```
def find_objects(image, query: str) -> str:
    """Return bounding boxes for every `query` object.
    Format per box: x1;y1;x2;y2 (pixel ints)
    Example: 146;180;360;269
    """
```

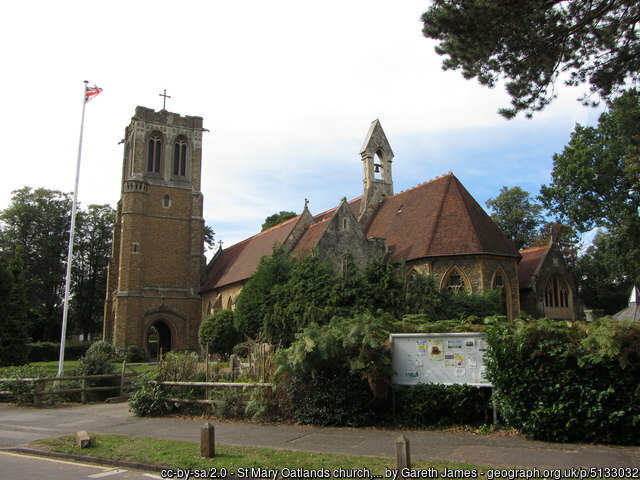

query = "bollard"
200;422;215;458
395;434;411;472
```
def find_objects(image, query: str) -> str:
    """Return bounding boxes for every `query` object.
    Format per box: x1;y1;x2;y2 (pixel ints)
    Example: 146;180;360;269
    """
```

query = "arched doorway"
147;320;172;358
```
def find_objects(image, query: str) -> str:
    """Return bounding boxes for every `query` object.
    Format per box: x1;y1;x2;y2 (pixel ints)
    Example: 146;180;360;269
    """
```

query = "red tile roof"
202;173;520;292
201;215;299;291
366;173;520;260
291;218;331;257
517;246;549;289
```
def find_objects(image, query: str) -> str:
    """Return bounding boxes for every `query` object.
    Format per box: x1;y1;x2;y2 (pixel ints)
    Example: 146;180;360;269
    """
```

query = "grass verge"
31;433;489;475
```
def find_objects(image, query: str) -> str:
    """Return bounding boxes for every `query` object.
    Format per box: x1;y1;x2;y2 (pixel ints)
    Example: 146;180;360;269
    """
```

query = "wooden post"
395;435;411;472
33;379;43;408
120;361;127;396
200;422;215;457
81;378;87;404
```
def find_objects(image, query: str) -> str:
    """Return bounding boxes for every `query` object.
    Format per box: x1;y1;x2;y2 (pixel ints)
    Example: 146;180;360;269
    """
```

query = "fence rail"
151;380;273;406
0;361;152;407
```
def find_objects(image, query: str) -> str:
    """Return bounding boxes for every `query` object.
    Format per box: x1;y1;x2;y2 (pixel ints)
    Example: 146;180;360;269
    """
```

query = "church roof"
366;173;520;261
291;218;331;257
612;286;640;322
517;245;549;289
202;173;519;292
201;215;299;291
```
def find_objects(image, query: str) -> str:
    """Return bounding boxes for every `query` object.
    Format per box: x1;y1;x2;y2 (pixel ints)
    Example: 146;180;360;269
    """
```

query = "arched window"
545;275;571;309
374;149;384;180
162;194;171;208
147;133;162;173
173;136;188;177
442;266;469;294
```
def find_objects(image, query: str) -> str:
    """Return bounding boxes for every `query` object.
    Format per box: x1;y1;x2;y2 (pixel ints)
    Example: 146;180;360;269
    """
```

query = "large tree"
0;187;72;341
541;90;640;310
70;204;115;338
486;186;544;250
540;90;640;233
0;188;115;341
261;211;297;231
422;0;640;118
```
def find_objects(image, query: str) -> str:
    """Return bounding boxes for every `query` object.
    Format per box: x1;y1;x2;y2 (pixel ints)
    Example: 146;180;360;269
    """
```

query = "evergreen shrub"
394;383;492;426
485;318;640;444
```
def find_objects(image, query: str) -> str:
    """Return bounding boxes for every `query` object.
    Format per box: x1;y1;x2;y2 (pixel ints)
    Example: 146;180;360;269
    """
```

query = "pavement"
0;402;639;470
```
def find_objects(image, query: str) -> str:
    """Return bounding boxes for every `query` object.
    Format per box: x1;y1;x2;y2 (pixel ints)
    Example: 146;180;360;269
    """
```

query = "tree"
70;204;115;337
199;310;242;357
486;186;543;250
422;0;640;118
574;228;640;313
261;211;297;231
541;91;640;310
262;253;337;346
234;246;293;338
0;252;30;366
0;187;71;341
540;90;640;233
531;222;581;266
203;224;215;252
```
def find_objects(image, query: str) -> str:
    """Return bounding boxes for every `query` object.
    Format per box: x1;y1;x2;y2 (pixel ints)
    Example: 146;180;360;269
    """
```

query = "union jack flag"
85;84;102;103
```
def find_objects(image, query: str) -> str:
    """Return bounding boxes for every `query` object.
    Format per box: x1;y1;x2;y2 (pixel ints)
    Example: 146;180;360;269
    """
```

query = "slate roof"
202;173;520;292
612;286;640;322
517;245;549;289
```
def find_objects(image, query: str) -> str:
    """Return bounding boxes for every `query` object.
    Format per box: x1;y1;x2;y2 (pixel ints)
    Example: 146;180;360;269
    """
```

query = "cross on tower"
159;89;171;110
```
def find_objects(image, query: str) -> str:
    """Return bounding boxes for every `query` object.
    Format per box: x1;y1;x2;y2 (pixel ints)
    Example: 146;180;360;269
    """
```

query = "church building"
104;107;578;354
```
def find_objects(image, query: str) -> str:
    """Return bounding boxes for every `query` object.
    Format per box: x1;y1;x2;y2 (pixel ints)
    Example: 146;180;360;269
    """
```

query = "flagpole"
57;80;89;377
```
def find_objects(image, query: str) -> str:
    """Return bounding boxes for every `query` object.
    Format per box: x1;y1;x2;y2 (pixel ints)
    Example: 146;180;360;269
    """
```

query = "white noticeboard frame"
390;332;492;387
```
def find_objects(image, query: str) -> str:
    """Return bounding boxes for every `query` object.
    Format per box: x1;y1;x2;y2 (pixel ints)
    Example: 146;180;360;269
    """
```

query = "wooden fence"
150;380;272;406
0;362;154;407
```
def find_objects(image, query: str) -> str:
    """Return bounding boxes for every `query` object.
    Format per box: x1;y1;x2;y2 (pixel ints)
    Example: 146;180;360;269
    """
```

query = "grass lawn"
31;433;491;475
0;361;156;377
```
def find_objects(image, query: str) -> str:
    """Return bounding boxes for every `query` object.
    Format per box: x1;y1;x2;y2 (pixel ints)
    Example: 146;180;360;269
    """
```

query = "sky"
1;0;604;251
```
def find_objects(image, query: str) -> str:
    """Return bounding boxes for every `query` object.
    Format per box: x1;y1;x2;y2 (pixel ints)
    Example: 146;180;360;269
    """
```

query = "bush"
116;345;147;363
74;341;118;401
128;371;171;417
286;369;384;427
485;317;640;444
199;311;242;357
394;383;492;427
27;342;92;362
84;340;117;360
1;365;50;405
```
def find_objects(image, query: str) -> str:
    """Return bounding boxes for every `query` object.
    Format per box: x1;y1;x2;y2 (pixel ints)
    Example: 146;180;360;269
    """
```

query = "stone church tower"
103;106;206;354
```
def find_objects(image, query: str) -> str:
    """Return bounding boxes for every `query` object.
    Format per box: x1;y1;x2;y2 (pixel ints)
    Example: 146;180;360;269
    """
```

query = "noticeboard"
390;333;491;387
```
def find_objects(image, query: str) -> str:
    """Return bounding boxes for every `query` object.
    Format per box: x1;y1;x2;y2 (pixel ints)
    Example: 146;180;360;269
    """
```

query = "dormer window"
147;133;162;173
173;136;188;177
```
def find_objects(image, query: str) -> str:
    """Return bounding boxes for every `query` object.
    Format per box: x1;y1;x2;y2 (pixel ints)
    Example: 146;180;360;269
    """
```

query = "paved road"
1;403;639;469
0;451;162;480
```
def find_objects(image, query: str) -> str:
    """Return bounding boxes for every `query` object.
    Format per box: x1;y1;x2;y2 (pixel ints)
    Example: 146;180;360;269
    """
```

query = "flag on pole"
85;84;102;103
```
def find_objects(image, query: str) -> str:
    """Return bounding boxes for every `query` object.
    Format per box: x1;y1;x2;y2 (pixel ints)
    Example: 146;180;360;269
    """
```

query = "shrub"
199;311;242;357
116;345;147;363
485;317;640;444
394;383;492;426
84;340;117;360
1;365;50;405
74;341;118;401
128;371;171;417
286;369;383;427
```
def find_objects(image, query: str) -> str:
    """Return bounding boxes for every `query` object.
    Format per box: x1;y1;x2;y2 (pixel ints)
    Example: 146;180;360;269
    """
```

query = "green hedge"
485;318;640;444
394;383;492;427
27;342;91;362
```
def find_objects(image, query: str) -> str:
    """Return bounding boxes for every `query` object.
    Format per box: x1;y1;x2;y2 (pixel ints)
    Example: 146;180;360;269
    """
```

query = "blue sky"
0;0;604;251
